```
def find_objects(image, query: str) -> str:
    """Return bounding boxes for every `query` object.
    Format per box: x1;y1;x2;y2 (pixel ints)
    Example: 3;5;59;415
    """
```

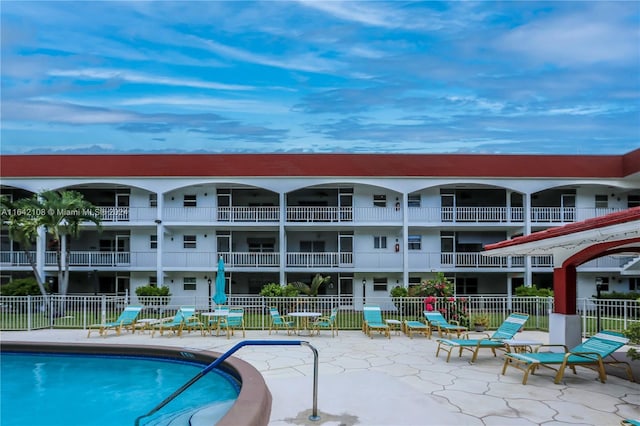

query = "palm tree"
37;190;102;296
1;191;102;301
292;274;331;297
0;196;49;298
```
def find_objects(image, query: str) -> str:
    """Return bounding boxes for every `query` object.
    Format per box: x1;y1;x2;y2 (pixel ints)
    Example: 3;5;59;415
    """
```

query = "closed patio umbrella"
213;256;227;306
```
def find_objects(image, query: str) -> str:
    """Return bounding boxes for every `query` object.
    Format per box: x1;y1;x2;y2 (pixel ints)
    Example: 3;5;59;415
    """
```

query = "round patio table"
288;312;322;336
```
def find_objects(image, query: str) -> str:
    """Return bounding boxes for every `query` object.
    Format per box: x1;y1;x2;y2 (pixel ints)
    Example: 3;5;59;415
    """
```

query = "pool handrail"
134;339;320;425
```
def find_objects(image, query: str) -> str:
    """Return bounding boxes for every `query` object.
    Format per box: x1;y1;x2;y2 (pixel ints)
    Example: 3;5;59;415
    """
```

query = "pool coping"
1;341;272;426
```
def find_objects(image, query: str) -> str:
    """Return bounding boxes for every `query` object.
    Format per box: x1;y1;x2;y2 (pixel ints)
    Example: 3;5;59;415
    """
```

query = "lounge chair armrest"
461;331;491;339
535;344;569;353
449;320;461;326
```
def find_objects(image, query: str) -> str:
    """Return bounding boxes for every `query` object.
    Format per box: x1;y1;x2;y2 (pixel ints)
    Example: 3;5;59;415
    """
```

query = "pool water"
1;352;239;426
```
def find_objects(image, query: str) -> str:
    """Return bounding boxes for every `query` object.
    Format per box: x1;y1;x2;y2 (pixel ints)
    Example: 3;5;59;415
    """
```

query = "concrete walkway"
2;329;639;425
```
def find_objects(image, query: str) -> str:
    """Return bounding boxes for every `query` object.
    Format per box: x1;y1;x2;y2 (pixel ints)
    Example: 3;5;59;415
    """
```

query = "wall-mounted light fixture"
362;278;366;286
207;278;212;285
204;234;207;238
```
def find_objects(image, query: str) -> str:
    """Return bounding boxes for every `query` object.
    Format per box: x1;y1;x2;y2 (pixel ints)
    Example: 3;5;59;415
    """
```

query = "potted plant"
472;314;490;332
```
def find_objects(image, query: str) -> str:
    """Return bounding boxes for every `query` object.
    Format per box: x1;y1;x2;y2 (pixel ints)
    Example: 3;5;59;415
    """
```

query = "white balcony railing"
218;207;279;222
96;207;157;222
219;252;280;267
286;206;353;222
287;252;347;267
441;252;509;267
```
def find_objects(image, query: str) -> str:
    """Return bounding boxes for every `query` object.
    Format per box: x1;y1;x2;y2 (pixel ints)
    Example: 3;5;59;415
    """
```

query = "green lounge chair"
222;307;245;339
436;313;529;363
403;320;429;339
362;304;390;339
268;307;295;335
312;307;339;337
151;306;203;337
87;305;143;337
424;311;467;339
502;330;634;384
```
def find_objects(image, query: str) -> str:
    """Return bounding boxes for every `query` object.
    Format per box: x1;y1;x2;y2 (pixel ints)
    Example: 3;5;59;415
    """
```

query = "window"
373;194;386;207
595;195;608;208
149;193;157;207
149;276;157;287
150;235;157;249
247;238;275;252
373;236;387;249
628;195;640;208
455;277;476;294
630;278;640;291
183;277;196;291
408;235;421;250
373;277;388;292
184;194;197;207
595;277;609;292
408;194;421;208
300;241;325;252
183;235;197;249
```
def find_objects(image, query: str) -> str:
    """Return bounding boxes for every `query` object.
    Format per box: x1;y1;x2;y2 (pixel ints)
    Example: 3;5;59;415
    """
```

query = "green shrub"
390;286;408;298
0;277;50;296
515;285;553;297
135;285;171;297
598;291;640;300
624;321;640;361
259;283;299;297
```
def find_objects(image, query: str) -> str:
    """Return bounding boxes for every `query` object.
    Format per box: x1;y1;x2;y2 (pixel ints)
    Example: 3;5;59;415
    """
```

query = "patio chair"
312;307;339;337
362;304;390;339
403;320;429;339
435;313;529;363
151;306;204;337
424;311;467;339
223;307;245;339
501;330;634;385
206;306;229;336
87;305;143;337
268;307;296;335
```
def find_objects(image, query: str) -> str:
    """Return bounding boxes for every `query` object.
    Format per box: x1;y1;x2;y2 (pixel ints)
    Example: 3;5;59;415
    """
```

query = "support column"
550;264;580;348
156;193;164;287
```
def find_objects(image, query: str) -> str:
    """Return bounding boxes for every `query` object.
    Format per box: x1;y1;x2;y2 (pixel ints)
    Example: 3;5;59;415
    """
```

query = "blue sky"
1;1;639;155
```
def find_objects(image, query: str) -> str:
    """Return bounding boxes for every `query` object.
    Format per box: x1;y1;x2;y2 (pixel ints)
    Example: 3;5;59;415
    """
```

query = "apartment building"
1;150;639;304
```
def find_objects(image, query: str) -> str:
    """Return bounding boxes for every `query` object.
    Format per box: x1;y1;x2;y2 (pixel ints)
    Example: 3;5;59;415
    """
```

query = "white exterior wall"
1;173;638;298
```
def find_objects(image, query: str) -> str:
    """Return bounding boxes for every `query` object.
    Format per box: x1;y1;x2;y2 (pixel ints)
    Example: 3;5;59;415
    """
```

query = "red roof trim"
1;149;638;178
484;207;640;251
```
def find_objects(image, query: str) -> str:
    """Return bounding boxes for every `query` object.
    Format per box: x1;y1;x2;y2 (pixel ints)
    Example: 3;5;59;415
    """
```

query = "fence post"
27;295;32;331
101;294;107;324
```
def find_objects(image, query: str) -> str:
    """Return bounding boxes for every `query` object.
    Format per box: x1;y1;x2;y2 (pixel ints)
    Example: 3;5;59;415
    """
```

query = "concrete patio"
2;328;639;425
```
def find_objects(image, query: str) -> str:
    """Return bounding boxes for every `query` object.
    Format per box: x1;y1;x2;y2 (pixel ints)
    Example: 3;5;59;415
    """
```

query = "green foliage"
291;273;331;297
0;277;50;296
515;285;554;297
259;283;299;297
471;314;490;327
598;291;640;300
624;321;640;361
390;286;408;298
135;285;171;297
411;272;453;297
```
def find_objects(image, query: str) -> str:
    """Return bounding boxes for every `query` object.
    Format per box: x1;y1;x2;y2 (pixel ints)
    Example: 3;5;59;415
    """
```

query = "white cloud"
48;69;253;91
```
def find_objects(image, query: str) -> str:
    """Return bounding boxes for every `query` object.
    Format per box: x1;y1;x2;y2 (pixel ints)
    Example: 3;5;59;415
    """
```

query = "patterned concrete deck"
2;328;639;425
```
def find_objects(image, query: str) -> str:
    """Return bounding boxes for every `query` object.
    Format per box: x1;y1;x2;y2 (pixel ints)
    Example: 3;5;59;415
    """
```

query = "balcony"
219;252;280;267
96;206;157;222
286;252;353;267
218;207;279;222
441;252;509;268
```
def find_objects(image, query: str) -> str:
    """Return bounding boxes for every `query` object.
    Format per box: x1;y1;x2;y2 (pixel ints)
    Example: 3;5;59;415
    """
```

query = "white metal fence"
1;295;637;337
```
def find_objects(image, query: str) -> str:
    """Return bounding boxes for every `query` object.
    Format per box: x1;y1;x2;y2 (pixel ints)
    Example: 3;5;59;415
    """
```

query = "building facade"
1;151;639;304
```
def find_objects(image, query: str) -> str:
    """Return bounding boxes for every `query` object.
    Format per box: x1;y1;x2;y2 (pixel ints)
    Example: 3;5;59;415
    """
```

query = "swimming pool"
1;342;272;426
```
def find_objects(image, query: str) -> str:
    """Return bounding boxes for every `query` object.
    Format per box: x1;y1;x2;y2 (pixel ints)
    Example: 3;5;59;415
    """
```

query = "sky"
1;1;639;156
